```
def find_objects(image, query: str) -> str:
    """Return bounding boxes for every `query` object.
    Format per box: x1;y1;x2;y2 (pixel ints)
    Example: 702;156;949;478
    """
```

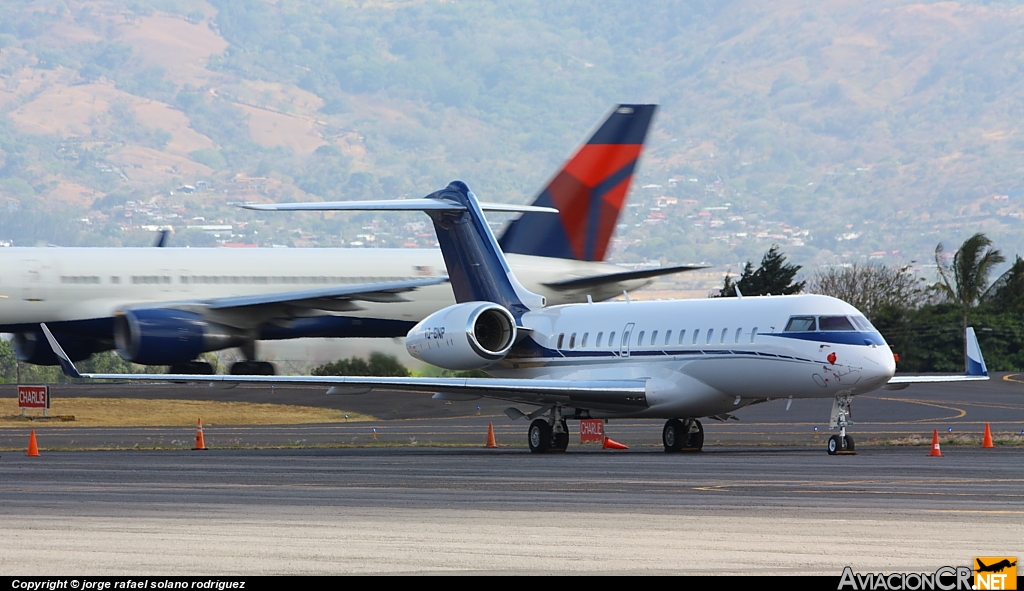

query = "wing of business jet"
883;327;989;388
43;322;650;410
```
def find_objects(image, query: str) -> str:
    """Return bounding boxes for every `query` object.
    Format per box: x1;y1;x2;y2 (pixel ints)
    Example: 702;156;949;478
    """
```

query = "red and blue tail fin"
498;104;657;261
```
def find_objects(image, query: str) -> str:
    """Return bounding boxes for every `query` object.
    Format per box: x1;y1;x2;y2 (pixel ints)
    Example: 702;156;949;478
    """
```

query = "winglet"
966;327;988;377
40;324;83;378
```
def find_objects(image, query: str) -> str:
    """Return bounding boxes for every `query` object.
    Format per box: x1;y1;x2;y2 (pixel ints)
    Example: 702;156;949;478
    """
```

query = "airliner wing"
200;277;448;310
542;263;710;291
884;327;989;388
41;323;648;410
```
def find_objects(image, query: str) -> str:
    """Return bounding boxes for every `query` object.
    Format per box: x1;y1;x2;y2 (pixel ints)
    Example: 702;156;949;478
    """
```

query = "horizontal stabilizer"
242;200;557;214
543;263;709;291
887;327;989;385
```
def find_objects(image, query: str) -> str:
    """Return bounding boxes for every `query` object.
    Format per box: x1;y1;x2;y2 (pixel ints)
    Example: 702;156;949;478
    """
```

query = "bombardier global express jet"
5;105;705;374
45;180;988;455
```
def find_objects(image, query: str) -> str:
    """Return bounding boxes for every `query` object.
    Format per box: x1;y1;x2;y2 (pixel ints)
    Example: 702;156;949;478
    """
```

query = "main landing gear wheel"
528;419;553;454
230;361;276;375
168;361;214;375
663;419;704;453
663;419;684;452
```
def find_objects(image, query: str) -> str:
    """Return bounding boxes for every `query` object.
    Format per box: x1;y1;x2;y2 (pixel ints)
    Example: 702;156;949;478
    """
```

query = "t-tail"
499;104;657;261
423;181;544;318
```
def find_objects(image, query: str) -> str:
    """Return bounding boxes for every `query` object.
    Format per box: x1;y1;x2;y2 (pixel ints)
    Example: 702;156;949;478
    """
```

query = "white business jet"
43;181;988;455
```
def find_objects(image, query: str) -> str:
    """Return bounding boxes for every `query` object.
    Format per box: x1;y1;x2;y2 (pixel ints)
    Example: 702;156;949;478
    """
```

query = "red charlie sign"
18;385;49;409
579;419;604;443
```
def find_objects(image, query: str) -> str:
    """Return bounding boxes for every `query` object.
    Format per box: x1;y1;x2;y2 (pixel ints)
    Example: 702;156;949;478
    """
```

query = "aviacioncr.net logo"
838;566;973;591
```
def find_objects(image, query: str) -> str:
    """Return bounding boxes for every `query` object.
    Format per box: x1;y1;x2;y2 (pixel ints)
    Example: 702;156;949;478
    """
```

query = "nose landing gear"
827;394;856;455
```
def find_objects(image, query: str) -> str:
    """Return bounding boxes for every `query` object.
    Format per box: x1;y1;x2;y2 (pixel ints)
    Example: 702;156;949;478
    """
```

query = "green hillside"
1;0;1024;271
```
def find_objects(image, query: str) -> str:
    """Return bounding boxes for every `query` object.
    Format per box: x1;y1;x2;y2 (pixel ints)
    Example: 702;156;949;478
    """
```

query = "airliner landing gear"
229;341;277;375
663;418;704;453
527;408;569;453
229;361;276;375
827;394;856;455
169;361;214;374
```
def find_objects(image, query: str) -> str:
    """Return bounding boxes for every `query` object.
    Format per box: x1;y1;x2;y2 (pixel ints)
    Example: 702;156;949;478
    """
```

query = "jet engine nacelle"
406;302;517;370
114;309;247;365
13;330;98;365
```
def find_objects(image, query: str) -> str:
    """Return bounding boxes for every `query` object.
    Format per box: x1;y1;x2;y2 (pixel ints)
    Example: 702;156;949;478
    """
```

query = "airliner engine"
406;302;516;370
114;309;247;365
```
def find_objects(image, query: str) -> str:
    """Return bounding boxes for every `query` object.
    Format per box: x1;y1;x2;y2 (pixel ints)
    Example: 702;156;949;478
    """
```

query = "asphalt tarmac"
1;376;1022;574
1;446;1021;574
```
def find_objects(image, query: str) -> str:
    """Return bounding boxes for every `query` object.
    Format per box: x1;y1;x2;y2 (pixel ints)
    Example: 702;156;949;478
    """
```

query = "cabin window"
721;328;728;344
818;316;856;331
678;330;686;345
582;333;589;347
665;330;672;345
596;332;603;347
557;334;564;349
751;327;758;343
111;276;120;284
650;330;658;346
569;333;577;348
785;316;816;331
622;331;630;347
637;331;644;347
608;332;616;347
734;327;742;343
692;329;700;344
706;329;714;344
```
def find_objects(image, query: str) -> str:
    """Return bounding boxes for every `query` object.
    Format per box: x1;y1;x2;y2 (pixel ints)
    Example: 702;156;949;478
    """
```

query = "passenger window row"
555;326;760;350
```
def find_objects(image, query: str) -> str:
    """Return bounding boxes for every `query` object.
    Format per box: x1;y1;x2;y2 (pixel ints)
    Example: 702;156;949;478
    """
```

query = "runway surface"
1;375;1022;574
1;446;1022;574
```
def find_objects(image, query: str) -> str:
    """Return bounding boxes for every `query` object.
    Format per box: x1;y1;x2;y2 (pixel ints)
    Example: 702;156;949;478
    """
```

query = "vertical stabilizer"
426;181;545;318
499;104;657;261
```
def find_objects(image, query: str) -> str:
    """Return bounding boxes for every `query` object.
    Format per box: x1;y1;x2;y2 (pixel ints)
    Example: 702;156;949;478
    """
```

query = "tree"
934;232;1005;366
981;255;1024;311
718;245;805;297
806;262;931;323
312;352;410;377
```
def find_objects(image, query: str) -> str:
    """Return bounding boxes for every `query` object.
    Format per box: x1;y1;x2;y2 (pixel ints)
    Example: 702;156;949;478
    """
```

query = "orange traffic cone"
602;437;628;450
26;429;39;457
486;422;498;448
982;423;994;448
929;429;942;457
193;418;207;450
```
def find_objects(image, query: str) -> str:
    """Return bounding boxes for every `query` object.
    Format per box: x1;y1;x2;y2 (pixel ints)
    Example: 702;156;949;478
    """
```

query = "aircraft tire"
827;435;840;455
170;361;214;375
843;435;855;452
528;419;552;454
663;419;684;453
230;361;277;375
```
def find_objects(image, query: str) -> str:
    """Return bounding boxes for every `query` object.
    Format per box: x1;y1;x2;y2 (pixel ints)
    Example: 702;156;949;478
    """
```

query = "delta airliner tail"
499;104;657;261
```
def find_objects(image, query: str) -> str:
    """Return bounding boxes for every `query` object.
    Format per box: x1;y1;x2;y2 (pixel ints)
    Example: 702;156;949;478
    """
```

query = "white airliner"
44;180;988;455
8;105;701;374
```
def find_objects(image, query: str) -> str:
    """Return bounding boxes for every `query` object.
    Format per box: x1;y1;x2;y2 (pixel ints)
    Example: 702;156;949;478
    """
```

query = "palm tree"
934;233;1005;366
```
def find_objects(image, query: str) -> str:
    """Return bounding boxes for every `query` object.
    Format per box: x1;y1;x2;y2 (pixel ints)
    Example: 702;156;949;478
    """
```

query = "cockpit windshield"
818;316;856;331
784;315;873;332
